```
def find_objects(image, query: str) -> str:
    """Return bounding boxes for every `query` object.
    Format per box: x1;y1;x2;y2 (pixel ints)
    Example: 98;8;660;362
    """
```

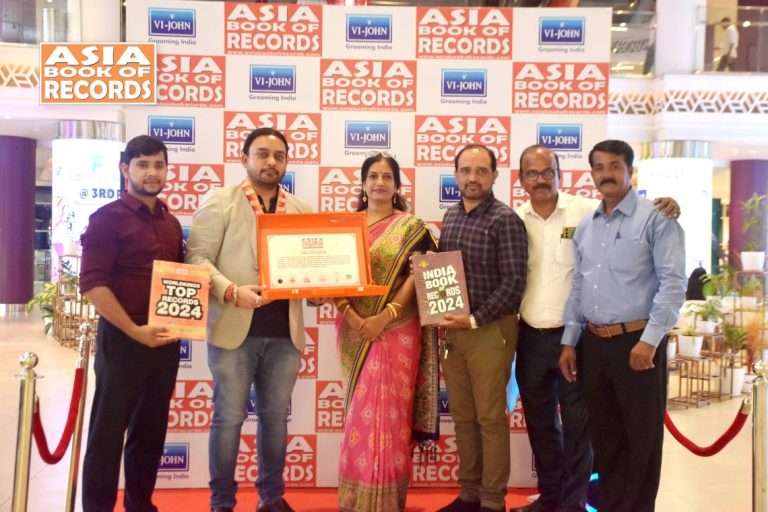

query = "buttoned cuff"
561;324;583;347
640;324;666;348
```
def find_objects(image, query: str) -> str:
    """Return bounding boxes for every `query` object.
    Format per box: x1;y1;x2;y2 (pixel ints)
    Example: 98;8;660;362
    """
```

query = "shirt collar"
521;192;565;219
460;191;496;215
120;192;168;217
595;187;637;218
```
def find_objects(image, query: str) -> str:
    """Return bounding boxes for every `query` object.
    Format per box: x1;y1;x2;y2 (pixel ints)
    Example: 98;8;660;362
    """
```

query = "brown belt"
587;320;648;338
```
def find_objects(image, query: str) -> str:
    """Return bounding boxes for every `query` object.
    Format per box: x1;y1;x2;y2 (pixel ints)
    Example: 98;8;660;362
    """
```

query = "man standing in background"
717;16;739;71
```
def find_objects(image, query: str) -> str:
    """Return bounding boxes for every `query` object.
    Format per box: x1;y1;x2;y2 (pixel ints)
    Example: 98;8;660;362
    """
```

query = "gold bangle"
389;301;403;311
339;303;352;316
232;285;239;307
385;303;398;320
336;299;351;310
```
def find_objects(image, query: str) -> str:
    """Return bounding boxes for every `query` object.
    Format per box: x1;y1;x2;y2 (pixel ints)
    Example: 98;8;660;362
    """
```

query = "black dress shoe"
211;508;234;512
257;497;296;512
436;497;482;512
510;498;557;512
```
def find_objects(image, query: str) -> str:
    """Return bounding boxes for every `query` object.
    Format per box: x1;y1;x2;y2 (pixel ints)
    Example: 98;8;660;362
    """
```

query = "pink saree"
336;212;439;512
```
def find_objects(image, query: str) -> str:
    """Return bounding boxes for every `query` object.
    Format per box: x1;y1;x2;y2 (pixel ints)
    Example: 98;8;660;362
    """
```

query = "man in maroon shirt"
79;135;183;512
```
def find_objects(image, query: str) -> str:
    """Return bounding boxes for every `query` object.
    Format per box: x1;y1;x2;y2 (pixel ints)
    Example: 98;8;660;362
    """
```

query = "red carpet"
118;487;538;511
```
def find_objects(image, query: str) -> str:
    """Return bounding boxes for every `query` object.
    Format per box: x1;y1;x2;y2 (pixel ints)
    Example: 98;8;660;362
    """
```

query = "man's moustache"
600;179;617;185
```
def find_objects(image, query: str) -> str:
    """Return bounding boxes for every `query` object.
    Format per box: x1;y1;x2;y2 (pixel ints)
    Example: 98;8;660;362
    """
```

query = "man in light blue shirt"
559;140;686;512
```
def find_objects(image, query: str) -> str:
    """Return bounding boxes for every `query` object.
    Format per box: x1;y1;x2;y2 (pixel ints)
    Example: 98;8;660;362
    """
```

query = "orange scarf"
240;179;287;215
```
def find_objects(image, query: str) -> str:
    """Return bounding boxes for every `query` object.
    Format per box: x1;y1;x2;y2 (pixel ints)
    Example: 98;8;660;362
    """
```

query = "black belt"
520;320;565;335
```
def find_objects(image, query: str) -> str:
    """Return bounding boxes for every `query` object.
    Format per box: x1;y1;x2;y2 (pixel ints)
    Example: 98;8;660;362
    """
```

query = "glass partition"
697;5;768;73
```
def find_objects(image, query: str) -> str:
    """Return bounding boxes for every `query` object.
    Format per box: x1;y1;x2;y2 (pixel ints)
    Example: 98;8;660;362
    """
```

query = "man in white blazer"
186;127;311;512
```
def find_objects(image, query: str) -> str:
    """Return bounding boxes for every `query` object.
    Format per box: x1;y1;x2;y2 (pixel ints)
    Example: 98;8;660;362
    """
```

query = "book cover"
148;260;211;341
412;251;470;326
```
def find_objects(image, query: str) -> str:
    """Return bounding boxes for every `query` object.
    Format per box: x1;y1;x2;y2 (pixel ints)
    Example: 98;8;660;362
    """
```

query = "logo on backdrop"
316;302;336;325
509;397;527;433
168;380;213;433
513;62;608;114
299;328;318;379
537;124;582;151
250;65;296;95
319;167;415;212
160;164;224;217
439;175;461;207
236;435;316;485
344;121;391;154
148;116;195;145
223;112;321;165
438;387;450;416
178;339;192;370
414;115;510;167
225;4;322;56
539;17;585;46
40;43;156;104
320;59;417;112
315;381;344;433
441;69;487;104
416;7;512;60
281;172;295;195
149;8;196;38
157;54;224;108
158;443;190;476
411;435;460;486
347;14;393;47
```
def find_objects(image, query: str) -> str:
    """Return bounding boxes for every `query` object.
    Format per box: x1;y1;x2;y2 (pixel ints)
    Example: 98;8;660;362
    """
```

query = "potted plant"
721;322;748;396
677;324;703;358
690;298;724;334
700;266;735;302
739;275;763;309
740;193;766;271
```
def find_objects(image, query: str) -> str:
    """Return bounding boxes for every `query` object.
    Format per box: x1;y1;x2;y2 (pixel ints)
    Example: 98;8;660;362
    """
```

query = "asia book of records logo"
148;116;195;145
441;69;486;97
537;124;582;151
158;443;189;472
440;175;461;203
250;65;296;94
280;172;295;194
346;14;392;43
345;121;391;149
148;8;196;37
539;17;585;45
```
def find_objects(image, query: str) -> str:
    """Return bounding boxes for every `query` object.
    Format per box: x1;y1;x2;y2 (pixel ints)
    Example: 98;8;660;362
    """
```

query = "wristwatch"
469;314;478;330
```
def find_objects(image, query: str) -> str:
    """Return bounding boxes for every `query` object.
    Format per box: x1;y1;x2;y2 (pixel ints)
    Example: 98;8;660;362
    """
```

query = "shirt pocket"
553;238;575;268
609;238;650;273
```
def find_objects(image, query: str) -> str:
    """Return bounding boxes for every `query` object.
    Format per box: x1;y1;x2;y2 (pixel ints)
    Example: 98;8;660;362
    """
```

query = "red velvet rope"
664;403;749;457
31;367;85;464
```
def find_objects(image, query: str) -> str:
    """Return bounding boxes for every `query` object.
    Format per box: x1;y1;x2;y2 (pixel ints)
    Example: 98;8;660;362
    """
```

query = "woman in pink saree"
336;153;439;512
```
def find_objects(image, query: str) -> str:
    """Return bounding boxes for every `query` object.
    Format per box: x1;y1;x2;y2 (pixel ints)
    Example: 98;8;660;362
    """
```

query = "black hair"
454;144;497;172
519;144;561;175
355;153;408;212
588;139;634;168
242;127;289;156
120;135;167;166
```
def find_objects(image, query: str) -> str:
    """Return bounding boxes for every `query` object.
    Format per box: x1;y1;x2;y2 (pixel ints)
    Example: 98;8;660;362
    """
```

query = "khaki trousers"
442;314;518;510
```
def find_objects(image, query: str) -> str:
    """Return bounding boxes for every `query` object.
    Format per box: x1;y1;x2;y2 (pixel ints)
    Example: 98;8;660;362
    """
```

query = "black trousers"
581;330;667;512
82;320;180;512
516;322;592;512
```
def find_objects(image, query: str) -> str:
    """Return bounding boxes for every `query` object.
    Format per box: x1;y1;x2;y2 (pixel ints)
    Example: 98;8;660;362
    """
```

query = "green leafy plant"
700;266;735;297
682;324;698;336
741;193;766;252
741;275;763;297
25;282;56;335
693;298;724;322
723;322;748;368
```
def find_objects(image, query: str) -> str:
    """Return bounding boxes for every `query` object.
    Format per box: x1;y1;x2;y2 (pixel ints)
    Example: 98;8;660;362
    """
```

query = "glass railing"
610;9;656;78
696;6;768;73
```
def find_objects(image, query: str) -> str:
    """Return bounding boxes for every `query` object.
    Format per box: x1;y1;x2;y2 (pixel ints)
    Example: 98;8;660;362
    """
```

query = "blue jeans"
207;336;301;509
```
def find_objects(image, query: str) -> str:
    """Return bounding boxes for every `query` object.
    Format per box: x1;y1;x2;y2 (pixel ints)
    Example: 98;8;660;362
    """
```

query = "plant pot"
741;251;765;271
740;296;759;309
722;366;747;396
678;335;703;358
667;340;677;360
696;320;717;335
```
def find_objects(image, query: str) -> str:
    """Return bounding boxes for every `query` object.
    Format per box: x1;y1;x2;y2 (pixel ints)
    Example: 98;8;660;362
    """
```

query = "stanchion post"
65;322;93;512
12;352;39;512
753;359;768;512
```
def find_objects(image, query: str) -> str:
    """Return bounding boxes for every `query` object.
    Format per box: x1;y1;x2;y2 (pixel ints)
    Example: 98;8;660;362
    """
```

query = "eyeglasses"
522;169;557;181
365;151;397;159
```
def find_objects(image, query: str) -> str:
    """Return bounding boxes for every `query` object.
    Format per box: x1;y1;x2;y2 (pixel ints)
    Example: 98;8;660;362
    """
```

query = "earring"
392;194;397;205
362;192;367;203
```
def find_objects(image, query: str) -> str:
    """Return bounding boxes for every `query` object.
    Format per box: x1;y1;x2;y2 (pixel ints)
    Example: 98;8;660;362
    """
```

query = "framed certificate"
257;212;388;300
